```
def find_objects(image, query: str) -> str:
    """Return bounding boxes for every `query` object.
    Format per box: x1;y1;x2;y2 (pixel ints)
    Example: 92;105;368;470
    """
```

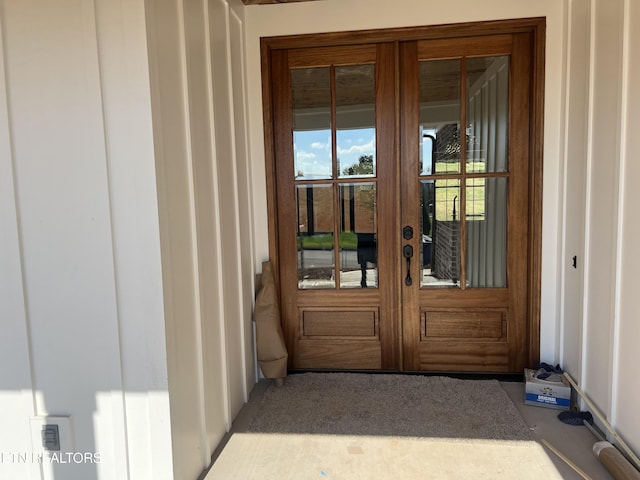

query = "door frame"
260;17;545;369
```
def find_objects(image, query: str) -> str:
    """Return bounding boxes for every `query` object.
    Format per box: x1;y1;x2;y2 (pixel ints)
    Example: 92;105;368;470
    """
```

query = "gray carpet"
247;372;534;441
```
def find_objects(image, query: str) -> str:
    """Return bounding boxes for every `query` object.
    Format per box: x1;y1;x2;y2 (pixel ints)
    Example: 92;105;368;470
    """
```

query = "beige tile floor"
204;379;616;480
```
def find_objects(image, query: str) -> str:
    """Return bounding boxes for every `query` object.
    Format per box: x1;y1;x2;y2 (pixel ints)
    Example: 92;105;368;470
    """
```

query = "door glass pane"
297;184;335;289
339;183;377;288
336;65;376;178
466;56;509;173
466;177;507;287
420;179;461;288
291;68;332;180
419;60;461;175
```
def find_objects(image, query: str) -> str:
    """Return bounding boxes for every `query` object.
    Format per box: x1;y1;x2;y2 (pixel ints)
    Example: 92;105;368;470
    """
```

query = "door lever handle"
403;244;413;286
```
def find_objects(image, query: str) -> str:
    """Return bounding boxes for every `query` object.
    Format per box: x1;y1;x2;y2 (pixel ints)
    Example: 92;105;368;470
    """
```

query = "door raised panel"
421;309;507;341
301;308;379;338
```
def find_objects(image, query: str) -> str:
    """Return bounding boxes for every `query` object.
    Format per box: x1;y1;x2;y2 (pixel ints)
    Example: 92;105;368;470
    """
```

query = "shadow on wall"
0;389;98;480
0;388;175;480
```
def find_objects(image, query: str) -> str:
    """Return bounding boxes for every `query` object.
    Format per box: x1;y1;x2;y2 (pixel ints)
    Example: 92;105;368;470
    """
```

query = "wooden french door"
263;20;544;373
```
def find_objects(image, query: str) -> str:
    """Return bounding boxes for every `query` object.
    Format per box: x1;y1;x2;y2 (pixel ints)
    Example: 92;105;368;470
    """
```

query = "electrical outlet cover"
29;416;74;453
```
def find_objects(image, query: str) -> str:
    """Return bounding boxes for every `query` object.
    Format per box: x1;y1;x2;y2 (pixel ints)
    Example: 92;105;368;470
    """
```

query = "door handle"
403;244;413;286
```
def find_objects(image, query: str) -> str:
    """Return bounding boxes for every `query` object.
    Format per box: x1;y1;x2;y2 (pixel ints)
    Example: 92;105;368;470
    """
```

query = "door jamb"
260;17;545;368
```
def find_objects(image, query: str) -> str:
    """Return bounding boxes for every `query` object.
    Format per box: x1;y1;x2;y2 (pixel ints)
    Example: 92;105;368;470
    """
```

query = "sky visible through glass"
294;127;376;179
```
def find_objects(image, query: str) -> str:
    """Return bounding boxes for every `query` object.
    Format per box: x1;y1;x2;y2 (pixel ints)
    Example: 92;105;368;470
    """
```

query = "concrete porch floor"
203;379;615;479
501;381;613;479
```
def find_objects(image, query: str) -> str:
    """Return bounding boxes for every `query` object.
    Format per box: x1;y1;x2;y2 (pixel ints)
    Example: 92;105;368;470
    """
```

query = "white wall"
1;0;255;478
551;0;640;455
560;0;589;384
244;0;566;366
564;0;640;454
0;10;39;479
615;0;640;454
581;0;625;417
145;0;255;478
0;1;173;479
145;0;210;476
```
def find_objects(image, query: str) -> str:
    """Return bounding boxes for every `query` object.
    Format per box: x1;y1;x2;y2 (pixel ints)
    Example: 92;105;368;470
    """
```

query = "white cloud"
337;138;375;155
296;150;317;160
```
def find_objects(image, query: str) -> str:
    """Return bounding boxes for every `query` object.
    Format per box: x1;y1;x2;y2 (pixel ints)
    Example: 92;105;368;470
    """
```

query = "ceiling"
242;0;320;4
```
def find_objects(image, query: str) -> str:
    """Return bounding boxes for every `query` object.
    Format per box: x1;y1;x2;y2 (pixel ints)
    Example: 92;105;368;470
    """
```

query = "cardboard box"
524;368;571;410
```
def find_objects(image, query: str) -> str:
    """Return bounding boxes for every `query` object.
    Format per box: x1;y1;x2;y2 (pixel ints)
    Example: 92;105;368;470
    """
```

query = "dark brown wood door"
270;44;399;370
264;21;543;373
400;34;533;372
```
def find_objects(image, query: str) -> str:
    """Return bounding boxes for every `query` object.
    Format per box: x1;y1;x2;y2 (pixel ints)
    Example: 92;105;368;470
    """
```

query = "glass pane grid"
339;183;377;289
420;179;461;288
336;64;377;179
465;56;509;174
292;63;378;290
291;67;333;181
296;184;335;289
418;55;510;290
465;177;507;288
